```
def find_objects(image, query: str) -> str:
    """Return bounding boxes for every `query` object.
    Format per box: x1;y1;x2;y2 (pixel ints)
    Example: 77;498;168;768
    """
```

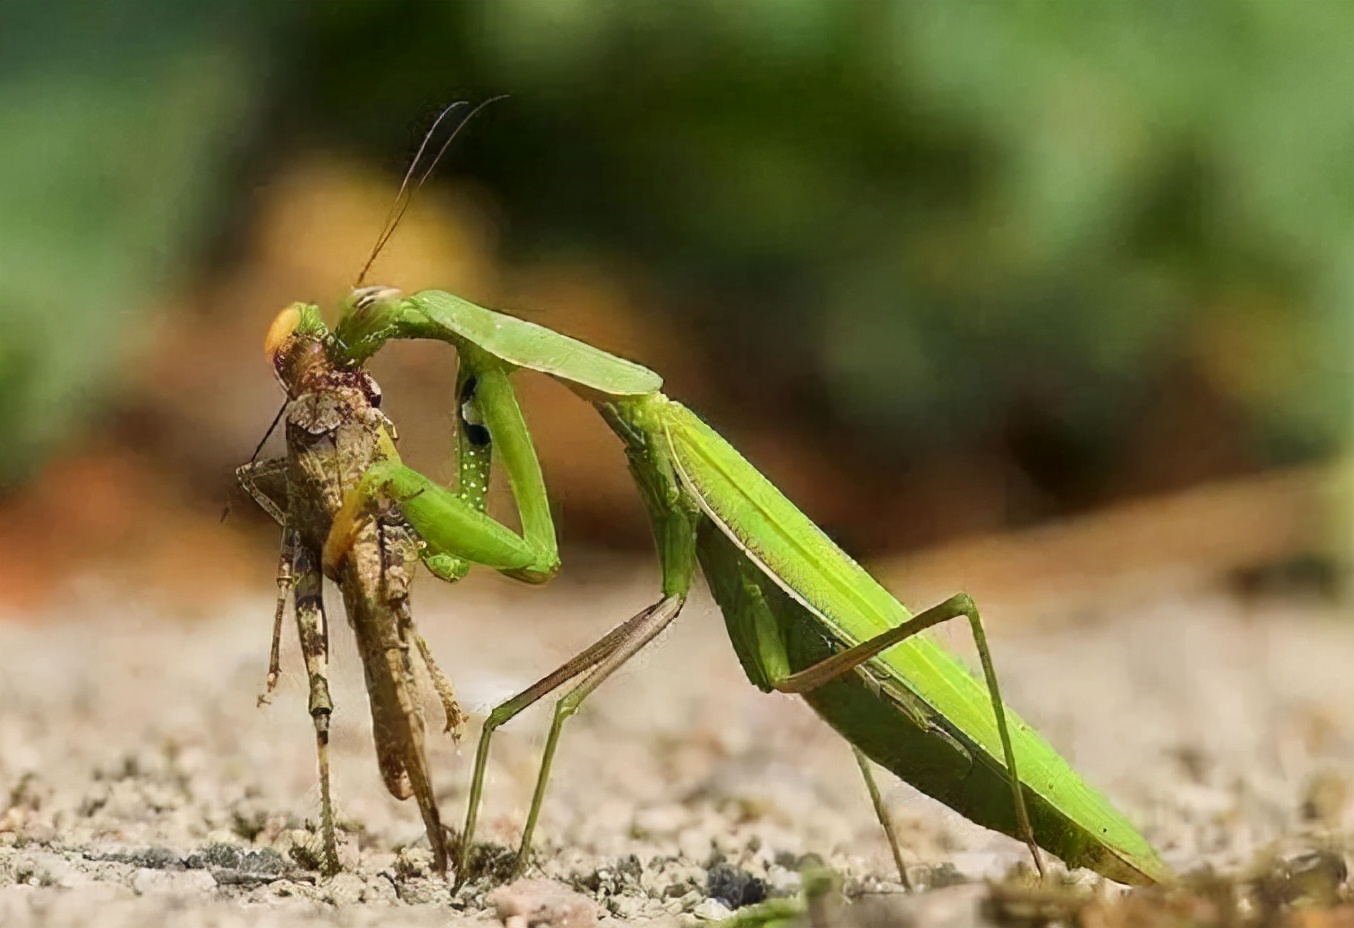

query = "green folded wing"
661;397;1170;886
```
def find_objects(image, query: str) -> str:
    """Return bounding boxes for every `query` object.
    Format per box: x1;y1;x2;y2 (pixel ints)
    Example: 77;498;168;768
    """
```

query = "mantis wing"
401;290;662;398
663;399;1170;886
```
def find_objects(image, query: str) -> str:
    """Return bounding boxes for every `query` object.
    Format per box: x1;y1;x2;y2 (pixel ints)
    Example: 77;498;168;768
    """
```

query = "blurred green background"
1;0;1351;562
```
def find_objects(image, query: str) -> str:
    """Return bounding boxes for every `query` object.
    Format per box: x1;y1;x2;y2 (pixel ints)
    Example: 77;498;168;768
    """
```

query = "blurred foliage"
0;1;273;485
1;0;1350;497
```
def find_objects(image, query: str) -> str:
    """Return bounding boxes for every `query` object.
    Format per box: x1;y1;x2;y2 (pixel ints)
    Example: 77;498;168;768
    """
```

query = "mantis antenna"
232;96;509;521
354;95;510;289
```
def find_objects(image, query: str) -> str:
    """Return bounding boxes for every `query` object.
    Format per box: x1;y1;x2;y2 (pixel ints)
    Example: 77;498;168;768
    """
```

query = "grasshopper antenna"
248;401;289;467
354;95;509;289
222;400;288;523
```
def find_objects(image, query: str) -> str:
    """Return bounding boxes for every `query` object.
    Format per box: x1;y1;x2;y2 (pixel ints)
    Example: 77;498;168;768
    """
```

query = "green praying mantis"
237;102;1169;888
249;282;1170;889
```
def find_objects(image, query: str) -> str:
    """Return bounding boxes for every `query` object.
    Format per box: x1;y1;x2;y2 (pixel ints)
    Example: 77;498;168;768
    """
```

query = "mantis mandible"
266;284;1172;888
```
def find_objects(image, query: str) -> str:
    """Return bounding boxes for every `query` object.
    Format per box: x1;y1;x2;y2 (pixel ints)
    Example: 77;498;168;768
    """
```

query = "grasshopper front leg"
236;458;292;702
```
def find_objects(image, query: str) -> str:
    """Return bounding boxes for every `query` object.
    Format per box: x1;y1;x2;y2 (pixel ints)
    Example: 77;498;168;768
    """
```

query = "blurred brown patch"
0;155;1337;615
881;463;1330;621
0;445;262;611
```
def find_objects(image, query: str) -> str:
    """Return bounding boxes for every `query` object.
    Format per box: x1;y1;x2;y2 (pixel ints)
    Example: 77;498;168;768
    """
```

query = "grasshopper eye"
264;305;302;363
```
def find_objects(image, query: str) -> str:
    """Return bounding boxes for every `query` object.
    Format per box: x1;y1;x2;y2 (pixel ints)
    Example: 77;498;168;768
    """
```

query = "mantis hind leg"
852;747;912;890
772;593;1045;879
455;595;686;886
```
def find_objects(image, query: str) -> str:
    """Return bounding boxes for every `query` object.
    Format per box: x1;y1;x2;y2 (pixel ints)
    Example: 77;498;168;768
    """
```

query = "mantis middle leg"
455;470;701;885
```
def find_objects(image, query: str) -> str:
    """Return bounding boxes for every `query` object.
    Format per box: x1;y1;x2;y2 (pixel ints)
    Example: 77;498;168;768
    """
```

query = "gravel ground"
1;562;1351;926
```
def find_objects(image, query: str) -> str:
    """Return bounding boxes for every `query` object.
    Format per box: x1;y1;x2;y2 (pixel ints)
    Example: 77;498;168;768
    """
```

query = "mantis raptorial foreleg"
324;351;559;586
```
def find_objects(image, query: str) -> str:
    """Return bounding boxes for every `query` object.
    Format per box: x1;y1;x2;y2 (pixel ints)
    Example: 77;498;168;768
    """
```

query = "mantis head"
333;286;405;364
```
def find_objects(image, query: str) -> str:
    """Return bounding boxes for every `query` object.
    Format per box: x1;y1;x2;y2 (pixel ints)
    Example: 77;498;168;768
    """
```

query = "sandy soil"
1;560;1351;926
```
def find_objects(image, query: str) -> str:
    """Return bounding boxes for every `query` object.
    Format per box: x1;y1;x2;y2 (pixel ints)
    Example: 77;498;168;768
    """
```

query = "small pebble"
489;878;598;928
324;872;367;906
690;898;733;921
131;867;216;896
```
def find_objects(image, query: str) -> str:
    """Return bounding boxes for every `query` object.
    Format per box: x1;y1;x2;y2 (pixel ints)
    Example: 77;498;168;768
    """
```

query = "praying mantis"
250;283;1170;888
236;103;1168;888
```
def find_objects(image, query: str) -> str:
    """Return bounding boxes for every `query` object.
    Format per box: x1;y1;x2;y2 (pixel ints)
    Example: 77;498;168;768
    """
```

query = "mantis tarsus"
254;283;1171;888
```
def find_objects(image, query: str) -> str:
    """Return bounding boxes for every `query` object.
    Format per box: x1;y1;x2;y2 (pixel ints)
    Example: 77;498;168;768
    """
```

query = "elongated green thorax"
334;288;663;398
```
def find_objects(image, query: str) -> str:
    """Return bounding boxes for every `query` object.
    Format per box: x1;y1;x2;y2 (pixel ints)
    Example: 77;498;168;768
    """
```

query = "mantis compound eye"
351;285;402;311
264;305;302;364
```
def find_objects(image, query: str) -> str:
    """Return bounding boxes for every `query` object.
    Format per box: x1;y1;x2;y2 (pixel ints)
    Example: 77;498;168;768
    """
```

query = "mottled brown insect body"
239;323;460;876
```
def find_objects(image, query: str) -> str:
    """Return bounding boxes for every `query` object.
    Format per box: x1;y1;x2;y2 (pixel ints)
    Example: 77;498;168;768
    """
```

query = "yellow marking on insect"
323;485;364;577
264;305;302;362
323;438;403;575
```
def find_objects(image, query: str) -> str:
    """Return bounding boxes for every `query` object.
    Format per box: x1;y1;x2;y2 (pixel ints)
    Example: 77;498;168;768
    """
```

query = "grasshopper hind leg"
291;545;341;875
367;513;451;875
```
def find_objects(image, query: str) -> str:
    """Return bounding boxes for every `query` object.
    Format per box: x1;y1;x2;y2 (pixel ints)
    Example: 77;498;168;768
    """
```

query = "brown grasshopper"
234;103;558;878
236;307;466;875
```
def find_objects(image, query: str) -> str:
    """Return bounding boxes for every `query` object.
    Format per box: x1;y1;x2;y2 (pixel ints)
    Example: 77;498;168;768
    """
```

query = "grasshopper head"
265;302;332;397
